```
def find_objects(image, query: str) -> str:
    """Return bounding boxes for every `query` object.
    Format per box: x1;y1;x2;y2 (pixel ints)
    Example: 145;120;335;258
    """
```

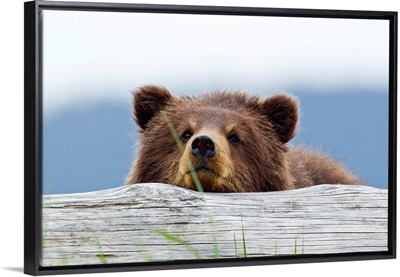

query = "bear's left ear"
132;85;173;130
260;94;299;143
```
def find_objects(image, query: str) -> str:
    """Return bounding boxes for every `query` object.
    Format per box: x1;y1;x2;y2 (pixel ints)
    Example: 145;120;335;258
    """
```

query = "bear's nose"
190;135;217;159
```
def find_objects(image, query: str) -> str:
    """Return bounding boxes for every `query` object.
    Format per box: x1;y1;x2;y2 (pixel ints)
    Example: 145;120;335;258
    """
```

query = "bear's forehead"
170;105;260;129
181;105;243;118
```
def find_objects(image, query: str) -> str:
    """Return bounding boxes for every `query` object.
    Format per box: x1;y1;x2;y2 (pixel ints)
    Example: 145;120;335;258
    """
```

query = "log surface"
42;184;388;266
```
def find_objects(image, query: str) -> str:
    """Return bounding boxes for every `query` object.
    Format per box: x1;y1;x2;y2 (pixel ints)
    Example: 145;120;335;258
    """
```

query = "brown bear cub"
126;85;362;192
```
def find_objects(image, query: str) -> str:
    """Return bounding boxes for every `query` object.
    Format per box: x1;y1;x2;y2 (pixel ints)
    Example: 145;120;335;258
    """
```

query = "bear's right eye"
181;131;192;142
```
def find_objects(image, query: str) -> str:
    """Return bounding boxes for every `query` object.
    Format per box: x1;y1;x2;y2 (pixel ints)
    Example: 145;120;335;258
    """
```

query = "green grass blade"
60;253;69;266
155;230;203;260
241;216;247;258
207;216;220;259
90;228;107;264
161;111;204;192
294;238;297;255
213;239;220;259
131;238;155;262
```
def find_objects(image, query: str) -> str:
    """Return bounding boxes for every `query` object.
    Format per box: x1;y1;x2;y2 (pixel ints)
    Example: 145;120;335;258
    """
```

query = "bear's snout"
190;135;217;159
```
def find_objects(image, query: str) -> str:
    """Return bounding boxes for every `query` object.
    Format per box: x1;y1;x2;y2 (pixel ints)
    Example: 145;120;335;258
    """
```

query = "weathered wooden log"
42;184;388;266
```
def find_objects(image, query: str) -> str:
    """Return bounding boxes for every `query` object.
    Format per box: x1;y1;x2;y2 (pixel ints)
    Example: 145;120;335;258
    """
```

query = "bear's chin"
194;167;219;177
178;171;230;192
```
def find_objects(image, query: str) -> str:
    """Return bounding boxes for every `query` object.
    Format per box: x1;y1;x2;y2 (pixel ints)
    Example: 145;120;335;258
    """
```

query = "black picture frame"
24;0;397;275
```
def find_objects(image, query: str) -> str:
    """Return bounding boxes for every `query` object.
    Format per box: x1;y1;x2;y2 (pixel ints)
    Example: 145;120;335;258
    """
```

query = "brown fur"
126;85;362;192
288;147;362;188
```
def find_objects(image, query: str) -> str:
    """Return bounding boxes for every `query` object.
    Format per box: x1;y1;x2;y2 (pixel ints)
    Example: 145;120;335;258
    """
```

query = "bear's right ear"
132;85;173;130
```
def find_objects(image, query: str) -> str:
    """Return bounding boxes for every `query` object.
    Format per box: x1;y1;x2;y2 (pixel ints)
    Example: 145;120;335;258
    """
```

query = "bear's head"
127;85;298;192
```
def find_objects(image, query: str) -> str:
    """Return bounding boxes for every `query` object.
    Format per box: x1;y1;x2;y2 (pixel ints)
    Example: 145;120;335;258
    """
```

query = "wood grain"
42;184;388;266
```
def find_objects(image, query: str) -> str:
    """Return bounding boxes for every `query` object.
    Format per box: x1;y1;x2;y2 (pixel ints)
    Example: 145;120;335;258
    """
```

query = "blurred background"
42;10;389;194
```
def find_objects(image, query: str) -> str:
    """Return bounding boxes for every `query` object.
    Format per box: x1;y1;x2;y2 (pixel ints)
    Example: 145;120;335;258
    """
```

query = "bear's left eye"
228;134;241;145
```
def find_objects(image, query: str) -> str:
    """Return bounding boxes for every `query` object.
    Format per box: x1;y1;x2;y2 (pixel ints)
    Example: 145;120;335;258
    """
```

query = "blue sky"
41;10;390;194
